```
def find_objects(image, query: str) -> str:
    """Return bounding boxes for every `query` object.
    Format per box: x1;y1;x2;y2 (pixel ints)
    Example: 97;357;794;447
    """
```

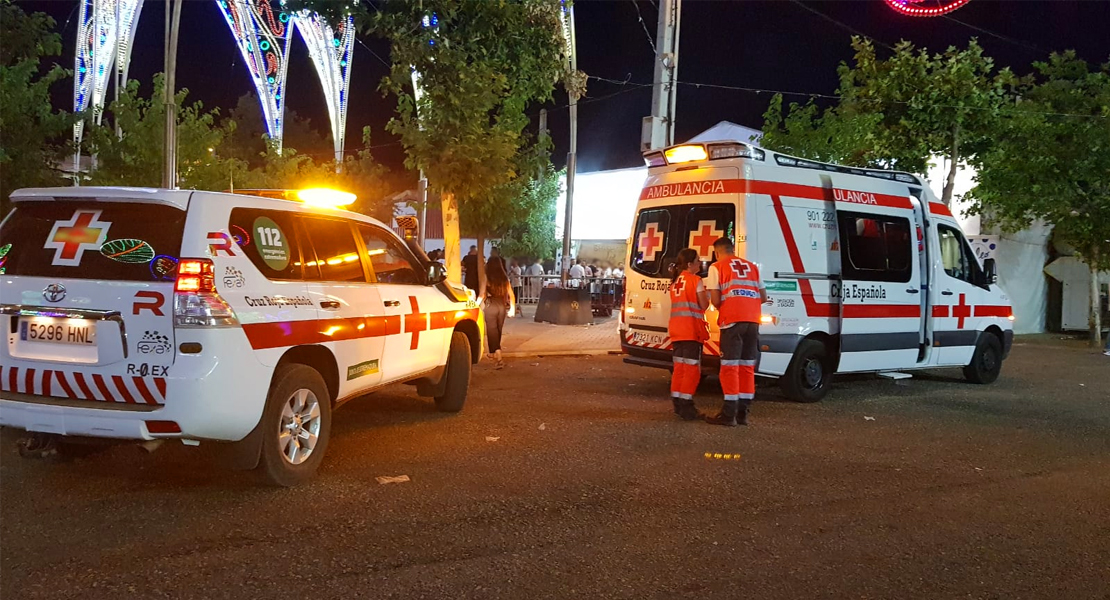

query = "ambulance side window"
838;213;912;283
937;225;982;285
228;208;305;281
299;218;367;283
631;209;672;277
686;205;735;267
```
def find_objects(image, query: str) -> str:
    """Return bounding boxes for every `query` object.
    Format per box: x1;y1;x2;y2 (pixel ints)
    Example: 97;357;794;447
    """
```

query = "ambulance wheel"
435;332;472;413
963;333;1002;384
780;339;831;403
258;364;332;487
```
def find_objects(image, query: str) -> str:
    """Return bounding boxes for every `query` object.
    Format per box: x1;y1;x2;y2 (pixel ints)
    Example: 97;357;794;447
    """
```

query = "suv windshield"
0;201;187;281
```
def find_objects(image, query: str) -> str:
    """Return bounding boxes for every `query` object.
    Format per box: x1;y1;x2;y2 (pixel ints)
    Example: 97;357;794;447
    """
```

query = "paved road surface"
2;341;1108;599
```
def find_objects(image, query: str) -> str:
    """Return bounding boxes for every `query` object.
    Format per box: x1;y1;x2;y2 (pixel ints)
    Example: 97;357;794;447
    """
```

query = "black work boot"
705;401;738;427
736;401;751;426
675;397;701;421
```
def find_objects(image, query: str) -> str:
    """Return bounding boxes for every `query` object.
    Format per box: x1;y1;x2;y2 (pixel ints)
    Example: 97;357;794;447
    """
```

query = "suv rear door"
0;199;183;406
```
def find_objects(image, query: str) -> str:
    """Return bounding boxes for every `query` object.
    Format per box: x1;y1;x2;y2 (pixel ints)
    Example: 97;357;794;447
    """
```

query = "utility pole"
162;0;182;189
560;4;580;285
538;108;548;179
641;0;682;152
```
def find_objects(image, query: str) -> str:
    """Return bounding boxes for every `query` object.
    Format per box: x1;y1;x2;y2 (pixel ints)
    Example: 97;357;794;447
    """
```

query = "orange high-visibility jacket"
712;257;764;327
668;271;709;342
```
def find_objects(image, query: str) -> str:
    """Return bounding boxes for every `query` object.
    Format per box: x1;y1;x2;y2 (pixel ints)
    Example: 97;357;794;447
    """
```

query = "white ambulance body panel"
620;143;1014;401
0;187;483;481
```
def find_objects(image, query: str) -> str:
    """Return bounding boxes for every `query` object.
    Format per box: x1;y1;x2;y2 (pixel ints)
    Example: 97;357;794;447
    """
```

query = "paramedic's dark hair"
670;248;700;283
712;237;735;253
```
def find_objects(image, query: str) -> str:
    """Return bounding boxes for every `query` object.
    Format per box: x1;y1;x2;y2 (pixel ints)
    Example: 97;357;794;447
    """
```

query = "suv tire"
258;364;332;487
963;333;1002;384
435;331;472;413
780;339;832;403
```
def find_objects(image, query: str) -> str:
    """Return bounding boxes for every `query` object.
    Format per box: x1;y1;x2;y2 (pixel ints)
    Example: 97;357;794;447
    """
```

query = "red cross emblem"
671;276;686;297
404;296;429;350
637;223;665;262
44;210;111;266
689;221;723;260
952;293;971;329
730;259;751;278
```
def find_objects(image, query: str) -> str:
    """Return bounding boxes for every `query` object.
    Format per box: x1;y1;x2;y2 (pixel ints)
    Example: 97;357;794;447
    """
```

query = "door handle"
941;290;954;296
906;288;919;294
320;300;340;310
384;300;401;307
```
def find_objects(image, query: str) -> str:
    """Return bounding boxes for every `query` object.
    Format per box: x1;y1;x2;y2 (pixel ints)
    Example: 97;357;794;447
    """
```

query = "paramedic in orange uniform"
667;248;710;421
704;237;768;426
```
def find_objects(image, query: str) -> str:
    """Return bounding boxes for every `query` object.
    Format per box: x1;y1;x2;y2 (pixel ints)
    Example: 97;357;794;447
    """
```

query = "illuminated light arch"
74;0;145;168
882;0;971;17
294;12;355;163
215;0;293;152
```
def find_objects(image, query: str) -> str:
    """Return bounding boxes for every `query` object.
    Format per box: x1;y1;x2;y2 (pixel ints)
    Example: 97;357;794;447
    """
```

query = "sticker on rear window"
253;216;289;270
44;209;111;266
100;238;155;264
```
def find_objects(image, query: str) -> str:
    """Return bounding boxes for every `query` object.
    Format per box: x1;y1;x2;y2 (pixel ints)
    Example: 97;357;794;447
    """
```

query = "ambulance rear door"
833;187;925;372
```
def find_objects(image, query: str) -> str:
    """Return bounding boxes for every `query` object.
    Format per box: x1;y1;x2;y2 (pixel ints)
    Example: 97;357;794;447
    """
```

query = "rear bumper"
620;334;720;373
0;329;271;442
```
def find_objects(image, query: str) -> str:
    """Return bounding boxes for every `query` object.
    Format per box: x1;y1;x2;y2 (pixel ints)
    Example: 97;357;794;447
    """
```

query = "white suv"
0;187;483;485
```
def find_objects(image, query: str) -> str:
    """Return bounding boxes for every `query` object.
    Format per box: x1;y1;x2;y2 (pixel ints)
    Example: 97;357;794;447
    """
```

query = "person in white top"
612;267;624;277
526;259;545;300
569;261;586;280
508;260;524;318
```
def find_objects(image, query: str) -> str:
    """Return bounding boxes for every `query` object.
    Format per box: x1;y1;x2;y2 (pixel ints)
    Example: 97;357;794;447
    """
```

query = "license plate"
19;317;96;346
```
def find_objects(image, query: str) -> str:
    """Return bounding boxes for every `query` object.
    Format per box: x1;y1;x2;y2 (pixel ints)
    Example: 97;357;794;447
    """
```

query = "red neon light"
882;0;970;17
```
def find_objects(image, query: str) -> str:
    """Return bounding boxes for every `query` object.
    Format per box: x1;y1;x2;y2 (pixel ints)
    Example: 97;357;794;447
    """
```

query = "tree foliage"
0;0;74;213
762;38;1014;204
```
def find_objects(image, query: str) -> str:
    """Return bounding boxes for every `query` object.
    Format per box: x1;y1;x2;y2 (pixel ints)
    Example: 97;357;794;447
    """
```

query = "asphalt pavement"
1;339;1108;599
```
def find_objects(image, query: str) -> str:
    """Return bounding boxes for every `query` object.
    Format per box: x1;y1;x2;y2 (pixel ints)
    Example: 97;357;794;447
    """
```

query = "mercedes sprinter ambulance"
620;142;1014;402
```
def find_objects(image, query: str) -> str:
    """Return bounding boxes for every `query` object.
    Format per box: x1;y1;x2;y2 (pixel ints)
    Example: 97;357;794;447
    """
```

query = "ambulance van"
0;187;483;485
620;142;1014;402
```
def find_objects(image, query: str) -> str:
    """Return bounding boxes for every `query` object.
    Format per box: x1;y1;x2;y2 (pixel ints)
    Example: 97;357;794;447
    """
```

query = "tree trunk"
476;231;488;299
441;192;462;285
941;123;961;207
1090;247;1103;349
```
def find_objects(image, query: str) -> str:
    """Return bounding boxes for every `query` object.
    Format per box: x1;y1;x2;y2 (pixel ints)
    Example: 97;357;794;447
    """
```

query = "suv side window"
838;212;913;283
228;208;304;280
300;218;366;283
938;224;983;285
357;225;423;285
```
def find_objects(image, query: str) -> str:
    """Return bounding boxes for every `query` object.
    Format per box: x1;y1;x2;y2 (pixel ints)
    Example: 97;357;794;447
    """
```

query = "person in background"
612;265;624;278
435;249;446;265
667;248;710;421
509;259;524;317
527;258;545;299
602;264;613;278
479;256;516;370
569;259;586;286
1104;333;1110;357
462;245;479;292
491;246;508;272
703;237;769;426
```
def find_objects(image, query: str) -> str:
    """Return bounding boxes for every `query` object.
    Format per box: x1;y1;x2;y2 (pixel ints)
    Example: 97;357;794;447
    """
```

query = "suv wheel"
780;339;832;403
435;331;472;413
963;333;1002;384
258;364;332;487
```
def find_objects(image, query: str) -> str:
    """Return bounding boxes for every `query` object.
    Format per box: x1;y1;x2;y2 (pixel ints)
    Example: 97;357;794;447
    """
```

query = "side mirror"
427;262;447;285
982;258;997;284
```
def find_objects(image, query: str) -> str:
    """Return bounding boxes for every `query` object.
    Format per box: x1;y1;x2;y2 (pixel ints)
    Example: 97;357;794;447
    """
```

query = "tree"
369;0;567;286
761;38;1014;205
967;53;1110;347
494;167;562;261
0;0;73;214
223;93;332;169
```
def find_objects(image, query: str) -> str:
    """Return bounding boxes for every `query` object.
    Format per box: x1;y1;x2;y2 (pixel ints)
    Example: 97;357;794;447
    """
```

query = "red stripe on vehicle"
42;370;52;397
54;371;77;399
769;195;838;318
639;179;745;201
72;372;95;400
929;202;953;217
154;378;167;399
91;374;114;402
933;305;949;317
747;180;912;209
843;304;921;318
974;305;1011;317
7;366;18;393
25;369;36;396
112;376;136;404
133;377;158;405
241;309;479;351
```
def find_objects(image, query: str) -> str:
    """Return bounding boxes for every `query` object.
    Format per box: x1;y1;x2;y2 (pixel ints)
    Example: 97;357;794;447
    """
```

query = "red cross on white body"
953;293;971;329
638;224;665;262
404;296;429;350
44;210;111;267
689;221;722;260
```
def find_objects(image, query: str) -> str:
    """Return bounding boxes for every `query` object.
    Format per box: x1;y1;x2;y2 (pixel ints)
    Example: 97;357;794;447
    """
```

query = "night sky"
21;0;1110;179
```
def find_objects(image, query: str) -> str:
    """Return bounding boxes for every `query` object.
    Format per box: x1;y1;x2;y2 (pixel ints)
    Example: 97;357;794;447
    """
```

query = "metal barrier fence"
516;276;624;316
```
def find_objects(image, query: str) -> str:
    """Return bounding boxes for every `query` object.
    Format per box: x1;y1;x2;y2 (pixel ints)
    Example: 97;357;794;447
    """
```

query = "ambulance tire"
963;333;1002;385
258;364;332;487
780;339;832;403
435;332;472;413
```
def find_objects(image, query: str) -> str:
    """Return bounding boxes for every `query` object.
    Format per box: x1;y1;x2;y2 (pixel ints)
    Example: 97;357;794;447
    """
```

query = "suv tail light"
174;259;238;327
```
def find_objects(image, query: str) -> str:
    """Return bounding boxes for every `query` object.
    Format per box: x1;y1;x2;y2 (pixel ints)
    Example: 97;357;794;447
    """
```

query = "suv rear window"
630;203;735;277
0;201;186;281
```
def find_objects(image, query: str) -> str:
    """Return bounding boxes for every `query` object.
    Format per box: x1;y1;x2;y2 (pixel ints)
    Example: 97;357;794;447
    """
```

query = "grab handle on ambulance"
906;288;919;294
941;290;954;296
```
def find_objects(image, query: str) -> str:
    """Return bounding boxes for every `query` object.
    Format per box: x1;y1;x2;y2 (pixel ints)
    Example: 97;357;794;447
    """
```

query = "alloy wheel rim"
279;388;322;465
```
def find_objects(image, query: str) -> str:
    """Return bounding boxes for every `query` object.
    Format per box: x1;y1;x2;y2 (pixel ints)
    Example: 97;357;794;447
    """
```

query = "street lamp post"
162;0;182;189
560;2;580;285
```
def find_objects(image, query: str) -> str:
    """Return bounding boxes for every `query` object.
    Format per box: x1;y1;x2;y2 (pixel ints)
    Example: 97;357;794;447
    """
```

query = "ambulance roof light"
296;188;356;208
644;152;666;167
663;145;708;164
